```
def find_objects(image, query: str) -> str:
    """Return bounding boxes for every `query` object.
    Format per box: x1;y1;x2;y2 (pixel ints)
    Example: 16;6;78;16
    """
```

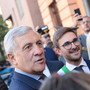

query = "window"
49;2;62;28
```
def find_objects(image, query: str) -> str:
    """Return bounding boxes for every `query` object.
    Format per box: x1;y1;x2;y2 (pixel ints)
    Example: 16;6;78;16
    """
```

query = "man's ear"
8;54;17;65
53;48;62;56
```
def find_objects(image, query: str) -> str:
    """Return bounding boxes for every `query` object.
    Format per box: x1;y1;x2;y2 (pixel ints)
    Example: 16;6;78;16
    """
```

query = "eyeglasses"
60;38;80;50
82;20;90;24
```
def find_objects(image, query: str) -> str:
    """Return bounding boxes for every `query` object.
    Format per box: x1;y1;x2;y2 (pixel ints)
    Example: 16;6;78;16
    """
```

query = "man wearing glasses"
53;27;90;75
74;15;90;60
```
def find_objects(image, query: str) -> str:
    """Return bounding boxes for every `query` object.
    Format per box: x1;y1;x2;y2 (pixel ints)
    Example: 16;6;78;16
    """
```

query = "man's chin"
71;56;81;61
37;66;45;74
33;68;45;75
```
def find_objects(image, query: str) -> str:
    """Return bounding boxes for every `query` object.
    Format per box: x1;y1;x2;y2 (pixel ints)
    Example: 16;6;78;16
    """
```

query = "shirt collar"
15;64;50;80
15;68;40;80
79;58;87;67
43;64;51;77
66;58;87;71
84;33;88;37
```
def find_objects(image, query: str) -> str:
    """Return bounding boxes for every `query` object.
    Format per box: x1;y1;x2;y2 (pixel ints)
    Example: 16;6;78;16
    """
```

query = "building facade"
0;0;44;28
37;0;87;36
0;0;90;37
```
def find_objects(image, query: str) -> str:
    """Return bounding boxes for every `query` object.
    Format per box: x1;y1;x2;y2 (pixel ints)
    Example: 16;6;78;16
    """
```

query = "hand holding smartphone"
74;8;83;21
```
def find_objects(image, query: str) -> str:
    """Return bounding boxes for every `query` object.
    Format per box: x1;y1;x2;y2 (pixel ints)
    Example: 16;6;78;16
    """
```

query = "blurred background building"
0;0;90;38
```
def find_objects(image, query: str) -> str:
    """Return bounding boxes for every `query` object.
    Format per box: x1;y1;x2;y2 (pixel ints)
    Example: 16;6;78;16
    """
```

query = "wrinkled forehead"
15;30;40;44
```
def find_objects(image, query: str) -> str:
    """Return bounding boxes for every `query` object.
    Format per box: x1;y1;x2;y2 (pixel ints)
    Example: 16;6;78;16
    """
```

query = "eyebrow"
62;38;78;44
36;40;42;44
22;40;42;50
22;43;32;50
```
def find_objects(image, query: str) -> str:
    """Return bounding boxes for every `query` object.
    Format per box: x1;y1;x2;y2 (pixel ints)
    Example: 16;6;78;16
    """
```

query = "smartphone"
74;8;83;21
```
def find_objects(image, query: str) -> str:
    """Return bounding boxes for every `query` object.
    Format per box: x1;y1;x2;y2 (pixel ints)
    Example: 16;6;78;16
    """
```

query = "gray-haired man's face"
8;30;46;74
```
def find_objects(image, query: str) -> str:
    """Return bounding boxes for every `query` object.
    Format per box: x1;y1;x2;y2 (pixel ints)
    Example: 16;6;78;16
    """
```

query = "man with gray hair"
4;26;63;90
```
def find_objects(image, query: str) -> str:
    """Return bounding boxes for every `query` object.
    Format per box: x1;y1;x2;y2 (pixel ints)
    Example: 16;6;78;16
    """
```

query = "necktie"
74;65;84;72
39;74;47;80
39;74;47;83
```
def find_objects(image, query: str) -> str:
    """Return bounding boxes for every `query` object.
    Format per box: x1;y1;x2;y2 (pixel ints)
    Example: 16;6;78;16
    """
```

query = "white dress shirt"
58;58;90;75
66;58;90;74
15;64;51;82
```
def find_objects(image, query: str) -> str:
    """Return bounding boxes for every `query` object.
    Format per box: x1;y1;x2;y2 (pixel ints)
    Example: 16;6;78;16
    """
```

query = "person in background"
86;32;90;59
73;14;90;60
4;26;64;90
53;27;90;75
39;72;90;90
36;25;51;48
41;33;51;48
37;25;59;61
45;41;54;48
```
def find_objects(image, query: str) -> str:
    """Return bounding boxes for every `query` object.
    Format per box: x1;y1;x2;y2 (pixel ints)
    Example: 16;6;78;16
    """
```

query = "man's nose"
71;43;77;48
34;46;43;56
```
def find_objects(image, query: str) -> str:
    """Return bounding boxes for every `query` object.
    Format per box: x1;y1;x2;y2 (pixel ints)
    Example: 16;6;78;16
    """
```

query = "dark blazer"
9;61;64;90
0;76;8;90
79;34;87;47
44;48;58;61
78;34;89;60
85;60;90;70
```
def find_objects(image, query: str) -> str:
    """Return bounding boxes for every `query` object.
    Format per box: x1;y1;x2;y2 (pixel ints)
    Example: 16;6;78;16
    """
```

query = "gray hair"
4;26;35;55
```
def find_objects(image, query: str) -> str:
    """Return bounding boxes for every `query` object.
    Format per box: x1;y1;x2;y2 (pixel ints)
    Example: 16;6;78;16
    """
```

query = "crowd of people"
0;12;90;90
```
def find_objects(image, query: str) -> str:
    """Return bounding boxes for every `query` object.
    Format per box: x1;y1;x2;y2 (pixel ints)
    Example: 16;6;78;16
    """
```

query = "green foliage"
0;15;8;60
0;16;8;40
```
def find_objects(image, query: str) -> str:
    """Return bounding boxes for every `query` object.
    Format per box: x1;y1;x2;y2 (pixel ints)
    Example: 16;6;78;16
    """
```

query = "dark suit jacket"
9;61;64;90
85;60;90;70
44;48;58;61
78;34;89;60
79;34;86;47
0;76;8;90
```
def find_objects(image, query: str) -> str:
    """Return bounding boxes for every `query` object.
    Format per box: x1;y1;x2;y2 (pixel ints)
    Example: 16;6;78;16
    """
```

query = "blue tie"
39;74;47;83
39;74;47;80
74;65;84;72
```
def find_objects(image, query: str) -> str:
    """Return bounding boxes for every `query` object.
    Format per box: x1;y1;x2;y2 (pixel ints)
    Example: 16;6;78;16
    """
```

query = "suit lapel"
13;72;41;89
85;60;90;70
